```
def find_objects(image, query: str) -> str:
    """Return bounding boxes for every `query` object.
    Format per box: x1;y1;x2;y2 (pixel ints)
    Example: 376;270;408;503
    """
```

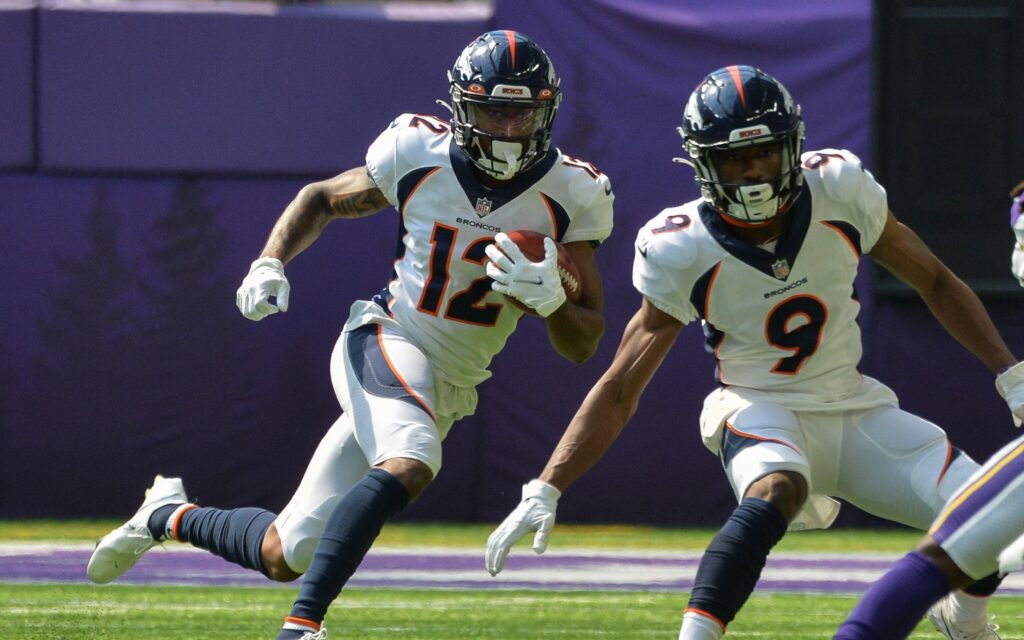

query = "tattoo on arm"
326;187;389;219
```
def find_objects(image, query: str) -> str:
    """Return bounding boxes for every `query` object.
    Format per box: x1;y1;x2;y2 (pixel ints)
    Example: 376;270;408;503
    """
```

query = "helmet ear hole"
448;30;561;180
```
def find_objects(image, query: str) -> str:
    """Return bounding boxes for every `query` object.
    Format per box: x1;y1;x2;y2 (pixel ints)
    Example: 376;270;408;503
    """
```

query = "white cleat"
927;596;1001;639
277;625;327;639
86;474;188;584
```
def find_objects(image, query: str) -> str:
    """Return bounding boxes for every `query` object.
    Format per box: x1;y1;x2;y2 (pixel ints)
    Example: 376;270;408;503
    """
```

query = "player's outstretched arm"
236;167;389;321
485;300;683;575
542;240;606;362
869;210;1016;373
869;210;1023;424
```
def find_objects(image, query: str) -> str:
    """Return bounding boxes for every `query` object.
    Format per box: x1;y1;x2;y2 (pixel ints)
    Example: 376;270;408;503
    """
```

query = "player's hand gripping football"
996;361;1024;427
236;256;290;321
485;233;567;317
485;479;561;576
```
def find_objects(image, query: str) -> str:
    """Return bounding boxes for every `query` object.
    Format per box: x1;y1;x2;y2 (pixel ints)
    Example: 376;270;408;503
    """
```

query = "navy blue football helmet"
448;31;562;180
678;65;805;223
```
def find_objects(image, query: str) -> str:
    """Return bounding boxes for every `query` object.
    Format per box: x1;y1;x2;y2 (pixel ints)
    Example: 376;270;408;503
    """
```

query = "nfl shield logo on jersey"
475;197;493;217
771;258;790;280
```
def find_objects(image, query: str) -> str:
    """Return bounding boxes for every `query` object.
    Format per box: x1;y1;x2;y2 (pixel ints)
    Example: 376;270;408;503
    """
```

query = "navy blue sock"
147;504;179;540
834;551;951;639
687;497;788;626
286;468;409;626
964;571;1002;597
170;506;276;577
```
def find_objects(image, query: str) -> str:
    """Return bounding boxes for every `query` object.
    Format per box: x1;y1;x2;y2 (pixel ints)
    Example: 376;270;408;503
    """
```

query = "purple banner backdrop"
0;1;35;170
2;0;1022;529
36;1;489;174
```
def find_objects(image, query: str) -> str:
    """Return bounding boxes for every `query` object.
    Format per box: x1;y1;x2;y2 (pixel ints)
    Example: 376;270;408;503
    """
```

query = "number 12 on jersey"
417;222;503;326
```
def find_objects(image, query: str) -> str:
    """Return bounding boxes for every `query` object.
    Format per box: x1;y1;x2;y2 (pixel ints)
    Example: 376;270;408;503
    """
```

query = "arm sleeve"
807;149;888;252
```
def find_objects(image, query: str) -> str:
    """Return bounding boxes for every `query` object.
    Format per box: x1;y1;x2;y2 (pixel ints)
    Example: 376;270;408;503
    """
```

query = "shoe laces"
951;620;1000;640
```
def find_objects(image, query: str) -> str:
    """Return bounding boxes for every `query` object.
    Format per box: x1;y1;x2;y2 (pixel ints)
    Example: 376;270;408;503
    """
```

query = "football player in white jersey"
833;185;1024;640
86;30;614;639
485;65;1024;640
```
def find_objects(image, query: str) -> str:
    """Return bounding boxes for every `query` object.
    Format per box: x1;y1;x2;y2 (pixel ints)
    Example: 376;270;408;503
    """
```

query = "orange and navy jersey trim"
397;166;442;217
820;220;862;258
538;192;570;242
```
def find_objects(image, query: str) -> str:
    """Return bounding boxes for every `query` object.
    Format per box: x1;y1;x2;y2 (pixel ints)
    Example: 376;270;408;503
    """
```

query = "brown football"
495;230;583;314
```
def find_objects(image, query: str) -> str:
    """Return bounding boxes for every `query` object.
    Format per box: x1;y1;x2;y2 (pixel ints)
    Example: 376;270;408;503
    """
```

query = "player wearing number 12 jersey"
86;31;612;639
485;65;1022;640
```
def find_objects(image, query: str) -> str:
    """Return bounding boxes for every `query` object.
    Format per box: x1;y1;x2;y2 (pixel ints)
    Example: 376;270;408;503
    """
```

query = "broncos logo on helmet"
677;65;805;223
447;30;562;181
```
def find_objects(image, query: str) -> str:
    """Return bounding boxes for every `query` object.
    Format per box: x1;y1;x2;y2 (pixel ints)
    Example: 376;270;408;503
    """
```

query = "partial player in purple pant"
835;434;1024;640
836;185;1024;640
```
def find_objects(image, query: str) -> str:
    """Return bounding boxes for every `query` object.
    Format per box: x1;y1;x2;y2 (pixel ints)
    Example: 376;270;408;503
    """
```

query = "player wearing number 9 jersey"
485;65;1023;640
85;30;612;640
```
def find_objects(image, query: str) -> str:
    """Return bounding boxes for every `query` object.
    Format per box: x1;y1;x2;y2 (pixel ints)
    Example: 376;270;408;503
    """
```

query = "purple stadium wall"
2;0;1021;528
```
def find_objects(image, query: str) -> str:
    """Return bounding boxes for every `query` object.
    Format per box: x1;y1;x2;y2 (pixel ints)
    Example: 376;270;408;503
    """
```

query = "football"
496;230;583;314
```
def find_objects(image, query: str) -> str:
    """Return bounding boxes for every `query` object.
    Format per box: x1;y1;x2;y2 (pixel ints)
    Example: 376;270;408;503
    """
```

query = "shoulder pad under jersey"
801;148;872;204
636;207;700;271
560;154;614;208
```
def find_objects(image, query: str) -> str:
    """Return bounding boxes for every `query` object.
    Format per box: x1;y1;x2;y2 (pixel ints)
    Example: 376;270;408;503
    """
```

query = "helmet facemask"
450;78;560;180
683;122;805;224
675;65;806;224
447;31;562;181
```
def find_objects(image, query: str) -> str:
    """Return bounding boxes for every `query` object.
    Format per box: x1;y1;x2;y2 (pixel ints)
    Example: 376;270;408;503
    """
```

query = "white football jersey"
633;149;887;400
361;113;614;388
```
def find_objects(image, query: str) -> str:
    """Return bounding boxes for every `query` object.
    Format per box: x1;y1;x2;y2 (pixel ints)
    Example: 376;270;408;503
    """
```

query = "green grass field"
3;521;1022;639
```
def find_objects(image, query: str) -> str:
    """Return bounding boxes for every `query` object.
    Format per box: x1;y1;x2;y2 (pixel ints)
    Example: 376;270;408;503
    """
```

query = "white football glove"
996;361;1024;427
236;257;290;321
485;233;567;318
485;479;561;576
1012;242;1024;287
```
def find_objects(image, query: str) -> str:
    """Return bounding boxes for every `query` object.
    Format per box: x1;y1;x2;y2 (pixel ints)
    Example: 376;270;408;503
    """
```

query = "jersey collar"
449;139;559;212
698;185;811;281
